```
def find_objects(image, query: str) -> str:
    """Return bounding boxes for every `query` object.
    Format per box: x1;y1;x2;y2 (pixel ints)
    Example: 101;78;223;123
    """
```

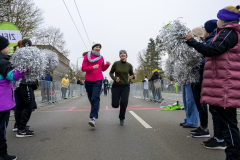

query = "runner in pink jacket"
81;40;110;127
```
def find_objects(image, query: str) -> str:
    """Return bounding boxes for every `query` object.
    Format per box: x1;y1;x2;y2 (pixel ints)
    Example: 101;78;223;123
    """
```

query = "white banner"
0;30;22;43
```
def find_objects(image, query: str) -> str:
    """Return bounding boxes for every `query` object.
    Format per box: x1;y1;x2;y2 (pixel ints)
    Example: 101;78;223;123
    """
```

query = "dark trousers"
15;86;33;130
191;83;208;129
111;84;130;120
104;85;108;95
216;107;240;160
0;110;10;156
62;88;67;98
85;81;102;119
209;105;224;139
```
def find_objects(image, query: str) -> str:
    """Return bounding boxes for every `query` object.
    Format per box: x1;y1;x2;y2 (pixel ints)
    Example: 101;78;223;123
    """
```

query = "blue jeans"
182;84;199;127
85;80;102;119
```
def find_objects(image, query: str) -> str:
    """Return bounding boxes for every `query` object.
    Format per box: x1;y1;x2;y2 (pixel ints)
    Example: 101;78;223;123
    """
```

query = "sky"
34;0;237;79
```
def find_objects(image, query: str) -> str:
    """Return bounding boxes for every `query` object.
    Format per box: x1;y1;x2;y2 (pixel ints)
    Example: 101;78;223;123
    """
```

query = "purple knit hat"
217;9;240;22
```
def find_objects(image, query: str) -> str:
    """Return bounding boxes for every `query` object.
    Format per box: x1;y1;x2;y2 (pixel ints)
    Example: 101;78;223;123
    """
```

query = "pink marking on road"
69;107;76;111
55;107;73;108
106;106;109;110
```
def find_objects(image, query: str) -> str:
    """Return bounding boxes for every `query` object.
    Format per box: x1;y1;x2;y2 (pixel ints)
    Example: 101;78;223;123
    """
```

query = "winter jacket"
198;31;216;82
70;79;75;84
41;74;52;89
81;53;109;81
61;78;69;88
187;22;240;108
0;52;26;112
103;79;109;86
109;60;135;85
15;78;38;107
149;72;161;81
77;80;83;85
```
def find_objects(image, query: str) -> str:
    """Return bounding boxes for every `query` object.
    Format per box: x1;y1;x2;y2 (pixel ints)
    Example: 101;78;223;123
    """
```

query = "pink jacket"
201;24;240;108
81;53;109;81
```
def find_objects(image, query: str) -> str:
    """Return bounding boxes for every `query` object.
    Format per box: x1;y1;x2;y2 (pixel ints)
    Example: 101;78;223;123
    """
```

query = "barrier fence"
130;78;240;114
35;80;86;105
130;78;182;105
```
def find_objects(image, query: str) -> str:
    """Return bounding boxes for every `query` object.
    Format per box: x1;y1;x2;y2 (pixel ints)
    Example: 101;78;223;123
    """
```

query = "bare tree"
32;26;70;57
0;0;44;38
68;63;85;80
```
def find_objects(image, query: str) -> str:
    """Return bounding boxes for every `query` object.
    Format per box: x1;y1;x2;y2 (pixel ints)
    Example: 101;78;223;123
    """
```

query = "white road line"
129;111;152;129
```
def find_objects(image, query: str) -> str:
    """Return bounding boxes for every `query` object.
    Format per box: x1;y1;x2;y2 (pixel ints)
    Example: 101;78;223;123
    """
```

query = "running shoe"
120;120;124;125
203;139;226;150
0;154;17;160
202;137;215;145
192;129;210;138
16;130;34;138
12;127;18;132
180;123;185;126
191;126;202;134
88;119;96;127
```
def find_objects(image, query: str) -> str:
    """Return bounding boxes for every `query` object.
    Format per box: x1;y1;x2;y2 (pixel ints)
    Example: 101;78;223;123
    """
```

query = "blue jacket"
41;74;53;89
199;31;216;82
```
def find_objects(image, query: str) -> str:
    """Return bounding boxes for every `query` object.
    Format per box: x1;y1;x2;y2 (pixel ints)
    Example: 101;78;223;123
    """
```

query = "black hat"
0;36;9;51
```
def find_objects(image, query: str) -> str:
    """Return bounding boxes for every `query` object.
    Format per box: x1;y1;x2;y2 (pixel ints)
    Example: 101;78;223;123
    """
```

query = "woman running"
81;41;110;127
110;50;134;125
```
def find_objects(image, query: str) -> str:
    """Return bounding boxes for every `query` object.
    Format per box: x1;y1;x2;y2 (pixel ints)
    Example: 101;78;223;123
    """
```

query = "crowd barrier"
130;79;181;105
35;80;86;105
130;79;240;114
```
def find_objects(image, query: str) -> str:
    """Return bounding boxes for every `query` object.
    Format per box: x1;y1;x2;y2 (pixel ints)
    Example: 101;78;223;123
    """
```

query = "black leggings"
111;84;130;120
215;107;240;160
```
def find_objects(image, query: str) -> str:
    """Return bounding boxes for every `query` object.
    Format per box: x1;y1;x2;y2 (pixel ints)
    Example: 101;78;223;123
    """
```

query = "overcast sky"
34;0;237;79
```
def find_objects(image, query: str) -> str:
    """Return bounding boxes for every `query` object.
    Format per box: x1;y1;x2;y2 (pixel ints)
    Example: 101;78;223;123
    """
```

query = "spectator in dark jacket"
149;69;162;102
14;39;36;138
191;20;217;140
77;78;83;85
103;77;109;96
41;73;53;102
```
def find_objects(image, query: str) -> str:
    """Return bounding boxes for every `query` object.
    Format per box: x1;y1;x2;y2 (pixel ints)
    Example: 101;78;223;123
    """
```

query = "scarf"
88;51;101;63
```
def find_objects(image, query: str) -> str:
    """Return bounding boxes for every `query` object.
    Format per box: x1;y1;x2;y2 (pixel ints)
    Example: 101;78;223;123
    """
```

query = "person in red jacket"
186;5;240;160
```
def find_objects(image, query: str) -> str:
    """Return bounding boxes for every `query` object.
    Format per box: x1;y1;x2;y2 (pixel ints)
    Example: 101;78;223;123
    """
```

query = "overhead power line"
74;0;91;47
63;0;88;50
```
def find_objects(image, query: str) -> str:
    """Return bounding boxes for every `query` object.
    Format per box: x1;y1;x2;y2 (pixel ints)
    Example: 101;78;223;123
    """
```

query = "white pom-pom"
159;19;202;84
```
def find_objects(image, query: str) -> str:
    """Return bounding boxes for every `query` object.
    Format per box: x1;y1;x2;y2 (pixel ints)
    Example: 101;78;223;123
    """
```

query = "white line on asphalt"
129;111;152;129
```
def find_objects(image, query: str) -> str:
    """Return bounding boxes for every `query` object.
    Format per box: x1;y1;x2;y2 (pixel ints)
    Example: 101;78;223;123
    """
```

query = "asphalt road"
6;92;237;160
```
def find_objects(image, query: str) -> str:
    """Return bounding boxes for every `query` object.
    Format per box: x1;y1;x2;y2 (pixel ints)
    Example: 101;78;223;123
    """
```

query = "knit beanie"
204;19;218;33
92;40;101;50
192;25;204;38
119;50;128;57
0;36;9;51
217;5;240;22
154;69;158;72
